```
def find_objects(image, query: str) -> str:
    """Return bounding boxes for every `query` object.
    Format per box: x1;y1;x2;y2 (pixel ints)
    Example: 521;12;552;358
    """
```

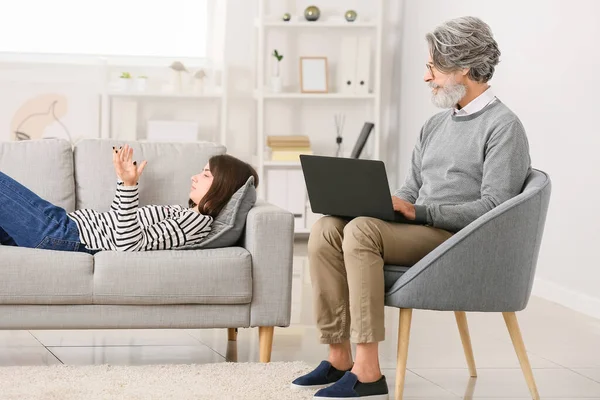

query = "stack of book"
267;135;313;161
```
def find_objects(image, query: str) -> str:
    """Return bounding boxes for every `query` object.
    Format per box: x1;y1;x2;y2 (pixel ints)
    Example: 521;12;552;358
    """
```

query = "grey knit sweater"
394;100;532;232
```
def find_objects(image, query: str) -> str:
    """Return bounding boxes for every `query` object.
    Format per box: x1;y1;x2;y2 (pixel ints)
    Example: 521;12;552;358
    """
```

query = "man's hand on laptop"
392;196;416;220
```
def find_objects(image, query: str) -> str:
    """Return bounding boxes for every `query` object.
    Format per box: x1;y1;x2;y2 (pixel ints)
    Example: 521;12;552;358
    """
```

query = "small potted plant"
271;49;283;92
118;72;132;91
135;75;148;92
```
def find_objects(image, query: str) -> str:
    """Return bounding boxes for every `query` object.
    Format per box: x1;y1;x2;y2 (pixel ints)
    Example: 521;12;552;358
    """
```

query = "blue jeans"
0;170;95;254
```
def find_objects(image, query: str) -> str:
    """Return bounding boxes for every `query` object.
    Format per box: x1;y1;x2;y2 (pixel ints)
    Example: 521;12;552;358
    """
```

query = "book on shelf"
271;149;313;161
267;135;310;148
268;147;312;152
266;135;312;161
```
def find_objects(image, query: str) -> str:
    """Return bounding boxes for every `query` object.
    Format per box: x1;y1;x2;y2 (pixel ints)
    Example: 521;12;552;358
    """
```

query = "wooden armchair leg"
395;308;413;400
503;312;540;400
259;326;274;363
455;311;477;377
227;328;238;341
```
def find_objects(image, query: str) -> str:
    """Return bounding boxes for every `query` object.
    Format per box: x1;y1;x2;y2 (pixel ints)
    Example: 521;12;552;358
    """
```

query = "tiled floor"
2;239;600;399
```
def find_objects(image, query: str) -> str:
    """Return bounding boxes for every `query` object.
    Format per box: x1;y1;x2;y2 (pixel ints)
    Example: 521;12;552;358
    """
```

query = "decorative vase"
117;78;132;92
270;76;282;93
304;6;320;21
169;61;188;93
191;69;207;94
192;78;205;94
135;77;147;92
171;70;185;93
345;10;357;22
271;58;282;92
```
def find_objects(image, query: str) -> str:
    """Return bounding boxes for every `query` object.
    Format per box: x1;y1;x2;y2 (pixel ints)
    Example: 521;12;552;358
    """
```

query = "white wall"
392;0;600;318
0;0;390;163
0;0;227;146
2;0;597;317
0;63;102;143
219;0;257;162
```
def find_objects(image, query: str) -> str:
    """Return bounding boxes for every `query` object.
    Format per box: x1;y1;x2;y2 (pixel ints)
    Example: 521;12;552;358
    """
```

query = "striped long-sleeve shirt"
68;183;213;251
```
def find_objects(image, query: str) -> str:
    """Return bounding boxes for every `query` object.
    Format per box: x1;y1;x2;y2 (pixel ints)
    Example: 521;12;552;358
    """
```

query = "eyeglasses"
425;63;435;78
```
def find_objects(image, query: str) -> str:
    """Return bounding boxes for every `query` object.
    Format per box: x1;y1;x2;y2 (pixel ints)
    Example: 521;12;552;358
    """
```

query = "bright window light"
0;0;208;59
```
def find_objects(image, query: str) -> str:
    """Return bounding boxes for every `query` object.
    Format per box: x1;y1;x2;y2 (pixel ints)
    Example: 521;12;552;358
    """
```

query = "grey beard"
430;81;467;109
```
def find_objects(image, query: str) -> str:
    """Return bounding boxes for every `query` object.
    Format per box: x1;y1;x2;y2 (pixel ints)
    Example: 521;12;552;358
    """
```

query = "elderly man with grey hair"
292;16;532;400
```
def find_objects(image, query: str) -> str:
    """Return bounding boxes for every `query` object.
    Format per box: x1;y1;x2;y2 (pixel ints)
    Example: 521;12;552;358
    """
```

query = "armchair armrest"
241;200;295;327
385;172;551;312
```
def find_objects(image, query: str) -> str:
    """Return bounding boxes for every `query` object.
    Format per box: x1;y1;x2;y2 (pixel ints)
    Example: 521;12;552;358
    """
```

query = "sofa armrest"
241;200;295;327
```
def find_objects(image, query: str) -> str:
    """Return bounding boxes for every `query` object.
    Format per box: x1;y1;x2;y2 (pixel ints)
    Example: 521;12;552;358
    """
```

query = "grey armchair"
384;169;551;400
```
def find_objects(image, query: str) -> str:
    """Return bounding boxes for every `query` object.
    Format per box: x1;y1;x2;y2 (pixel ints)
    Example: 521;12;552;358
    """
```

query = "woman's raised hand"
112;144;147;186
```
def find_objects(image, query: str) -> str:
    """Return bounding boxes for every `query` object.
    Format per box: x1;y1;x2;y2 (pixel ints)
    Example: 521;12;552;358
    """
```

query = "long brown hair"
189;154;259;217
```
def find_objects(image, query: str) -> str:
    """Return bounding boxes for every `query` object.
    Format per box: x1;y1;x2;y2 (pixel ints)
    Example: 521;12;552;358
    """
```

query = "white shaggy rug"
0;362;317;400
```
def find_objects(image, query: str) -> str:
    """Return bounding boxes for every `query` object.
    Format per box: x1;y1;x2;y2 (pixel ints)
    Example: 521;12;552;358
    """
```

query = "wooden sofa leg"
259;326;274;363
455;311;477;377
503;312;540;400
395;308;413;400
228;328;238;341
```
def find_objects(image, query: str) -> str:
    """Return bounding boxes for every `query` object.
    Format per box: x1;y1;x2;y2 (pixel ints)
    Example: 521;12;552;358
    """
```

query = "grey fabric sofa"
0;138;294;362
384;169;551;400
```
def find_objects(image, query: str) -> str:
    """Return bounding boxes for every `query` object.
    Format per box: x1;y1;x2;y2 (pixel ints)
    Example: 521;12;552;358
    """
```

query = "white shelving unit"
254;0;384;235
100;75;228;147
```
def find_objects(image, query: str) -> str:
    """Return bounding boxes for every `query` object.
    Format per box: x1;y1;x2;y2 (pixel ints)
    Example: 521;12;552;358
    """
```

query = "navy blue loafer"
291;360;352;390
313;371;389;399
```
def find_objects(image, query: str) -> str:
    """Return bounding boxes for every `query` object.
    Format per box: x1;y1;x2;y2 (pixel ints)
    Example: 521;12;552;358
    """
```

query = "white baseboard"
533;278;600;320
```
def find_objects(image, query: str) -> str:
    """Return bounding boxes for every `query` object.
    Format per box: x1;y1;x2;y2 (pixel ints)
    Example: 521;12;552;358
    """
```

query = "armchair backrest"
518;169;553;302
385;169;552;312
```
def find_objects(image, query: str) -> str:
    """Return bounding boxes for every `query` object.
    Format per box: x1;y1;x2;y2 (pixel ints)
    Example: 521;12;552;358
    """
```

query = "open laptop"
299;154;423;224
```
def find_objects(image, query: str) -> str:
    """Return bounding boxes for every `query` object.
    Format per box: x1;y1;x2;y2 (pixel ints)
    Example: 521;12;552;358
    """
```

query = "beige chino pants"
308;216;453;344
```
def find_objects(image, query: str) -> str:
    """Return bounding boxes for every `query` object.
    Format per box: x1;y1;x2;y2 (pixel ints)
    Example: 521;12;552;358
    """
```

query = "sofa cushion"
0;138;75;212
0;246;93;304
92;247;252;305
183;176;257;249
73;139;226;211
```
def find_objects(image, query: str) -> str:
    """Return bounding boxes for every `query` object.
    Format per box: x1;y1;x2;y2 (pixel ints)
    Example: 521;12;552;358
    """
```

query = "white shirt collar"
454;87;496;116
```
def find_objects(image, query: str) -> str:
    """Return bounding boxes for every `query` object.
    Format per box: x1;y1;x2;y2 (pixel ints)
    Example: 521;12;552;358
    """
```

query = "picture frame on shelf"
299;57;328;93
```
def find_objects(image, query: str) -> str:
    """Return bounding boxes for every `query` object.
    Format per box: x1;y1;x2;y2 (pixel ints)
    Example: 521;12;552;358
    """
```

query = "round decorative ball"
282;13;291;22
304;5;320;22
345;10;357;22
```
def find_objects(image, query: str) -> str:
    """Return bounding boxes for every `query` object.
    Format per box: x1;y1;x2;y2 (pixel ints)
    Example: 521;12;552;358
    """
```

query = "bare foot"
350;365;382;383
328;355;353;371
328;342;353;371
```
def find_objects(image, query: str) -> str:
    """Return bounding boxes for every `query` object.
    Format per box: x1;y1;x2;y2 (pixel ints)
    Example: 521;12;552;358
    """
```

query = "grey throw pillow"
181;176;256;249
